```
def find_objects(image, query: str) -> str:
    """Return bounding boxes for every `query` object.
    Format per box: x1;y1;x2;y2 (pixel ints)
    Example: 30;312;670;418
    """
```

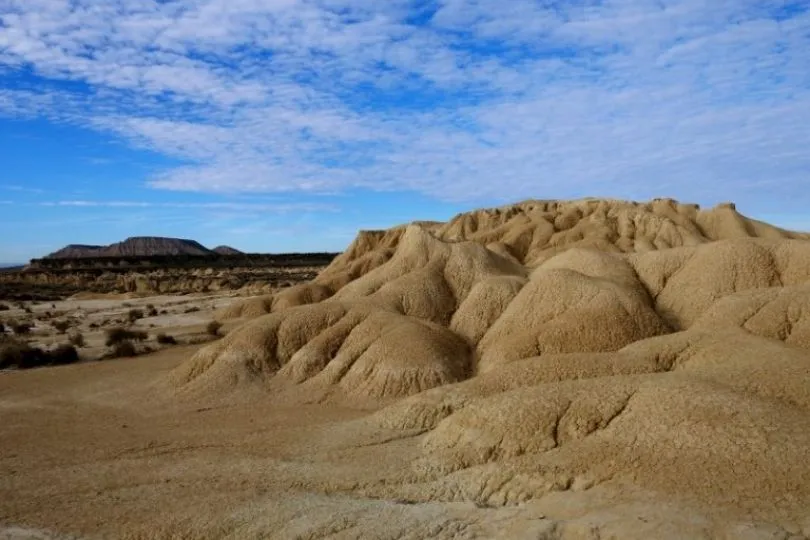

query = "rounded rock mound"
169;197;810;530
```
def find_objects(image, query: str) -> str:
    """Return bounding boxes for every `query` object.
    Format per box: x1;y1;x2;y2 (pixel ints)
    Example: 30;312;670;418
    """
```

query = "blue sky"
0;0;809;262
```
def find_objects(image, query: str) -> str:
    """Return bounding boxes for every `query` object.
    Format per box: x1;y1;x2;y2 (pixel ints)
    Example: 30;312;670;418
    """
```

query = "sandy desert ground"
0;292;243;360
3;198;810;539
5;344;801;540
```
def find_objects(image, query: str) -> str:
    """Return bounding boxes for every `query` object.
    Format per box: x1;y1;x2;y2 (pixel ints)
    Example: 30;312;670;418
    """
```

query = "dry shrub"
49;344;79;365
105;327;148;346
12;322;32;335
184;306;201;314
156;333;177;345
146;304;158;317
127;309;144;323
0;339;41;369
0;304;9;311
206;320;222;337
52;320;71;334
0;339;79;369
109;341;137;358
69;332;85;348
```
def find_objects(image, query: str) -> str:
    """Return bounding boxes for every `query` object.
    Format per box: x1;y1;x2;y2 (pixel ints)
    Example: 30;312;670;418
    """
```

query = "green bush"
105;327;148;347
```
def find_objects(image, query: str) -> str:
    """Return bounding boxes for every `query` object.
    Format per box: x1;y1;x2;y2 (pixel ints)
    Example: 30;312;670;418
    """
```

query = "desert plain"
2;198;810;539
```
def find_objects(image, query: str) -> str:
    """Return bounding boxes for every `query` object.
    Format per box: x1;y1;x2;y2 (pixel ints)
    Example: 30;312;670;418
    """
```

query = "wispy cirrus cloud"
39;200;337;213
1;0;808;208
2;184;45;194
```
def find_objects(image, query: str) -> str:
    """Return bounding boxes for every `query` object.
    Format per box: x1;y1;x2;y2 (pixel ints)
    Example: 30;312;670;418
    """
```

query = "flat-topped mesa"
46;244;106;258
212;245;243;255
99;237;213;257
46;236;214;258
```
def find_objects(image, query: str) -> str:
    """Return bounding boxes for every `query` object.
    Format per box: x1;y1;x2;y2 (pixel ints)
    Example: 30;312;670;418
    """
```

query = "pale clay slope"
173;198;810;536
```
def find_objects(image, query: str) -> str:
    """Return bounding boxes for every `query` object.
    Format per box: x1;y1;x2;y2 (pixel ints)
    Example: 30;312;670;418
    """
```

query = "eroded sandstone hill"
172;198;810;533
217;198;808;320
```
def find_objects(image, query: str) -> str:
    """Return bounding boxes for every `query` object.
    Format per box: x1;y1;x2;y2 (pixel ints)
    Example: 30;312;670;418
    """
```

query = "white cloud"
40;200;337;212
2;184;45;194
0;0;808;209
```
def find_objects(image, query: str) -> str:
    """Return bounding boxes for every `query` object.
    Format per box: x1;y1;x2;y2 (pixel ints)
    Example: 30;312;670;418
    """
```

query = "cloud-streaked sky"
1;0;808;262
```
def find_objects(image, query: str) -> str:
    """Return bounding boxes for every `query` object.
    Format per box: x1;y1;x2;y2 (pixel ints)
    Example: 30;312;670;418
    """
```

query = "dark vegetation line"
26;252;340;272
